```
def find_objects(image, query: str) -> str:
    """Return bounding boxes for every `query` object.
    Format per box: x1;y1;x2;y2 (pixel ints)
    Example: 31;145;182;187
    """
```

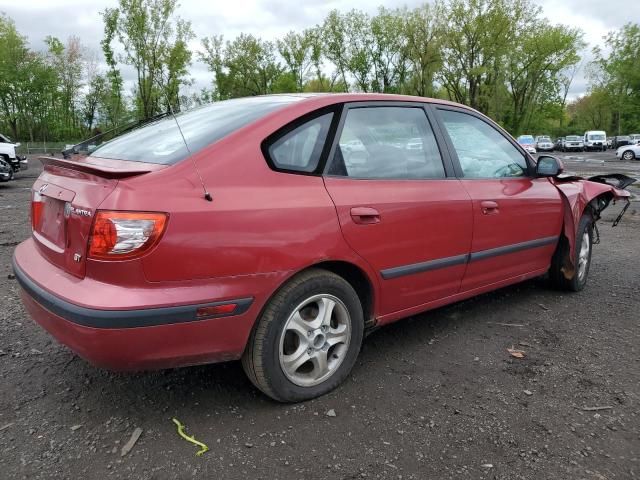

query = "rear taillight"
88;211;168;260
31;191;44;230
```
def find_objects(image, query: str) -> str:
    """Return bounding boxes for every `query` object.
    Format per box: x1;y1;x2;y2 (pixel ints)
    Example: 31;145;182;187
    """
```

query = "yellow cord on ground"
172;418;209;456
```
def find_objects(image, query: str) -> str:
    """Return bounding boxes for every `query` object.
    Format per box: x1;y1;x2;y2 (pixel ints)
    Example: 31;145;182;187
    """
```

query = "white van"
584;131;607;151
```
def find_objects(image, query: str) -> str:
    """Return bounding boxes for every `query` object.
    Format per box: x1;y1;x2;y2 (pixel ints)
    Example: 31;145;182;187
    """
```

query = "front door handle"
480;200;499;215
350;207;381;224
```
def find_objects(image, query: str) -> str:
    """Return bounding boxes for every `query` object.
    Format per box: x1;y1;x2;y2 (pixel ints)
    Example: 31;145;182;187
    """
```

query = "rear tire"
242;269;364;402
549;214;593;292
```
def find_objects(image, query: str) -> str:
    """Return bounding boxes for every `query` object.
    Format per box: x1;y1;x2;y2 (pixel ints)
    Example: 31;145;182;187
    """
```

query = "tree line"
569;23;640;135
0;0;637;144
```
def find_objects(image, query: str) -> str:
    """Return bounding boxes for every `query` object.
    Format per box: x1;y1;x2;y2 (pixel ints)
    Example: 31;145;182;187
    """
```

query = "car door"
433;106;563;292
322;103;473;318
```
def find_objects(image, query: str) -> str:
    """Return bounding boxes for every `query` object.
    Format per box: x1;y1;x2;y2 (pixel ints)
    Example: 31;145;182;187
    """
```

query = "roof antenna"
158;76;212;202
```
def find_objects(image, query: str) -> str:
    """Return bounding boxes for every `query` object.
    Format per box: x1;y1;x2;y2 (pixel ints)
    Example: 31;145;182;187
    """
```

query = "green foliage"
582;23;640;134
0;15;62;141
199;0;585;136
568;88;612;131
402;3;443;97
102;0;194;120
277;30;315;92
3;1;635;143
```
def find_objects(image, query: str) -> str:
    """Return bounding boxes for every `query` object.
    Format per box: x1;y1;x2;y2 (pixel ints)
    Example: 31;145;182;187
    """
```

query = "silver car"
535;136;554;152
563;135;584;152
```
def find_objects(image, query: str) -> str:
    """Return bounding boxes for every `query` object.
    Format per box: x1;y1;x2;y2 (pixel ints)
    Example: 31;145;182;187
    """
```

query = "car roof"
267;92;464;110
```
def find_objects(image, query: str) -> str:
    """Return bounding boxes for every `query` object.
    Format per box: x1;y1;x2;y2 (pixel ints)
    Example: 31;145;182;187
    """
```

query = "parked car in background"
616;143;640;161
12;93;634;402
555;137;565;150
611;135;631;149
0;157;14;182
0;133;28;173
584;131;607;151
629;134;640;145
517;135;537;154
535;136;554;152
563;135;584;152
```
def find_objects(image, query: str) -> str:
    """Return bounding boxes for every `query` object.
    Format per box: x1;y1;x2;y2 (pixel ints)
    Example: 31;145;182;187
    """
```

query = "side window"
328;107;445;179
268;113;333;173
438;109;528;178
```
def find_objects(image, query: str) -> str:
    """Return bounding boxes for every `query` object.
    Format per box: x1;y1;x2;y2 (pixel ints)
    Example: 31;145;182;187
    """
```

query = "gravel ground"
1;152;639;480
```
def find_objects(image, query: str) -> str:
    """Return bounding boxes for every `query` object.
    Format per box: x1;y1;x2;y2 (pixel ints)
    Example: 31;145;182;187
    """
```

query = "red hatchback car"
14;94;633;402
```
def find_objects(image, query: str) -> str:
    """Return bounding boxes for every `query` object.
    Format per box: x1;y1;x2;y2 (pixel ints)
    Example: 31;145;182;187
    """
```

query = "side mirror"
15;142;21;147
536;155;563;177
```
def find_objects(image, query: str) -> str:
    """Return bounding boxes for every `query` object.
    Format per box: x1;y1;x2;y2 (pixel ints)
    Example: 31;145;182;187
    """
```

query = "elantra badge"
64;202;92;218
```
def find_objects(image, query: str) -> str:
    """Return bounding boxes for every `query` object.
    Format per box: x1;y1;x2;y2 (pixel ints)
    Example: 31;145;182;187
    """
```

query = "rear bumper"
13;260;252;329
13;239;286;370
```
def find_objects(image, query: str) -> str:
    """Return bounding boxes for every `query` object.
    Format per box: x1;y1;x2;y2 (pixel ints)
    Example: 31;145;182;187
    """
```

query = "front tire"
622;150;635;161
242;269;364;402
549;214;593;292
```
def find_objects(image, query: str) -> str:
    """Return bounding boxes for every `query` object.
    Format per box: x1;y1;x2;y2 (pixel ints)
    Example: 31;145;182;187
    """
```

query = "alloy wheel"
278;294;351;387
577;231;591;282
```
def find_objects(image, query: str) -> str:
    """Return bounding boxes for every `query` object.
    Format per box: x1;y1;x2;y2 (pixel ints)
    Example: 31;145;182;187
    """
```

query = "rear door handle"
350;207;381;224
480;200;499;215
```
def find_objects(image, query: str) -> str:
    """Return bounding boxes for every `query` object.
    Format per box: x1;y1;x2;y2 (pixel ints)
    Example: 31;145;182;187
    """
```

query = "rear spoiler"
38;156;167;179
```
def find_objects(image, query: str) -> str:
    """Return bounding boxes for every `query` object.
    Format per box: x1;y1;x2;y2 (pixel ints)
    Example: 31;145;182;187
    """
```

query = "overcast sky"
1;0;638;100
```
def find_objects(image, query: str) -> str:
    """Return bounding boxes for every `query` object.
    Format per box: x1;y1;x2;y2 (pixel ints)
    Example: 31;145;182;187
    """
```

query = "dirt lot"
1;152;639;480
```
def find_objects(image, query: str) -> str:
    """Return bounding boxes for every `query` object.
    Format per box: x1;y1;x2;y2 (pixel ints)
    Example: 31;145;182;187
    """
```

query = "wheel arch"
554;185;615;280
622;149;635;160
307;260;376;328
250;259;378;344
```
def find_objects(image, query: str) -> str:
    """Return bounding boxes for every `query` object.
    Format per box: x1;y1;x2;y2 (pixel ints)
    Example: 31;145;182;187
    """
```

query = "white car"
405;137;424;151
616;144;640;161
563;135;584;152
629;134;640;145
584;130;607;151
0;133;28;172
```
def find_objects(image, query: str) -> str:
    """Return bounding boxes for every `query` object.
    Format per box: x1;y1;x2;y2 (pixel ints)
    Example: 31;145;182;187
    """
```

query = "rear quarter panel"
95;98;380;304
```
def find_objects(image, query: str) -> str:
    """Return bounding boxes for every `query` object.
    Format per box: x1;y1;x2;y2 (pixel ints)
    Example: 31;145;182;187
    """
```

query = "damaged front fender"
551;174;634;279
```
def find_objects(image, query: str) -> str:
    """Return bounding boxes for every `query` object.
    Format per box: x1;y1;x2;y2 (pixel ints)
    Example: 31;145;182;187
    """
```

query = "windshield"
566;136;581;141
588;134;605;141
518;136;534;145
88;96;304;164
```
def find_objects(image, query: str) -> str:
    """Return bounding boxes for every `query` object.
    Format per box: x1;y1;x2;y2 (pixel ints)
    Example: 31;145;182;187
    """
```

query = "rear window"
90;96;304;164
